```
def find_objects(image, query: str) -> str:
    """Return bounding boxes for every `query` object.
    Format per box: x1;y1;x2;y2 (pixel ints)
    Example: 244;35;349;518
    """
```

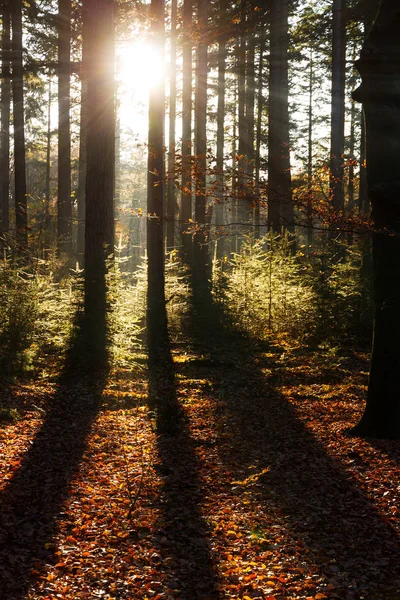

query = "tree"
193;0;209;294
329;0;346;214
83;0;115;323
147;0;169;362
180;0;193;260
166;0;177;250
351;0;400;439
267;0;293;232
11;0;28;251
1;0;11;234
57;0;72;255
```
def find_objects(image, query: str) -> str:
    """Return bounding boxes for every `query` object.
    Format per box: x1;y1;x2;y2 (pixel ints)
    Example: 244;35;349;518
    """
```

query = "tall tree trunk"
147;0;168;362
180;0;193;260
58;0;72;255
215;39;226;257
351;0;400;439
307;48;313;249
267;0;293;233
236;0;247;238
245;33;255;230
254;33;265;239
83;0;115;323
11;0;28;251
166;0;177;250
358;108;368;213
45;78;52;240
77;77;87;264
1;0;11;234
330;0;346;214
193;0;208;293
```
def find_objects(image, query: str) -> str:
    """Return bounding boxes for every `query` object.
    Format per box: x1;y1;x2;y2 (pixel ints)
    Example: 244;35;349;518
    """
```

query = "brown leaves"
0;336;399;599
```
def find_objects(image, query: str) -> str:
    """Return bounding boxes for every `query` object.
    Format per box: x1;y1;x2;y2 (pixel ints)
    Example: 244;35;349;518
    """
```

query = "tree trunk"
147;0;169;362
307;48;313;249
267;0;293;232
351;0;400;439
1;0;11;234
44;78;52;242
330;0;346;214
57;0;72;255
83;0;115;324
193;0;208;294
180;0;193;260
77;77;87;265
358;108;368;213
166;0;177;250
254;33;265;240
245;33;255;233
215;39;226;257
11;0;28;251
236;0;247;237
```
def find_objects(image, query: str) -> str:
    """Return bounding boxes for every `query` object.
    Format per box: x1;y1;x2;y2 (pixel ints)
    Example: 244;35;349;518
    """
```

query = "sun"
116;39;165;135
117;39;164;96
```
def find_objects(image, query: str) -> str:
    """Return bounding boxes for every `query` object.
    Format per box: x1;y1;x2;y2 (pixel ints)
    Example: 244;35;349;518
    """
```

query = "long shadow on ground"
148;346;220;599
180;292;400;599
0;311;110;599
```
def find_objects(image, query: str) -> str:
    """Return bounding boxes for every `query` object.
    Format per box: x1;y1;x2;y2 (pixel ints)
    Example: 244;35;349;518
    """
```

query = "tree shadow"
181;291;400;598
147;340;220;599
0;308;111;599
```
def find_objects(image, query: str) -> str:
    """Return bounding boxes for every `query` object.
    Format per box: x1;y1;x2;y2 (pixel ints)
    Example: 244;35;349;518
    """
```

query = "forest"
0;0;399;598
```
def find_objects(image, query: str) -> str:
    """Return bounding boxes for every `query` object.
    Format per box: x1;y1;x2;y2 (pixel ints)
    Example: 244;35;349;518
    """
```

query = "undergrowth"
213;233;373;348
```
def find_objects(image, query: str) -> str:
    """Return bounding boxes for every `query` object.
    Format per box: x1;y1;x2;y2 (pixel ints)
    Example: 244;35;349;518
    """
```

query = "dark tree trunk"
245;33;255;219
215;39;226;257
358;109;368;213
351;0;400;439
254;33;265;239
267;0;293;232
1;0;11;234
11;0;28;251
77;77;87;265
57;0;72;255
45;78;52;240
307;48;313;249
193;0;208;294
236;0;247;236
147;0;169;363
330;0;346;214
166;0;177;250
83;0;115;324
180;0;193;260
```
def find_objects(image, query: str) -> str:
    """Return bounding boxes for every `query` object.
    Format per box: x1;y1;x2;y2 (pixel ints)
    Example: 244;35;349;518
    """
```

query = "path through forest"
0;299;399;600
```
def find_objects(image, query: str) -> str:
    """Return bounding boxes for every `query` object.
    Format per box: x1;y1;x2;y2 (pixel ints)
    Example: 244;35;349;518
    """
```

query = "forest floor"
0;297;399;600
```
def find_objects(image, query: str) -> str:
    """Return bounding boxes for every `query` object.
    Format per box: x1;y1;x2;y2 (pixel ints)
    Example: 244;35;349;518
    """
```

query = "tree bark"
330;0;346;214
193;0;208;294
267;0;293;232
166;0;177;250
236;0;247;238
147;0;169;363
1;0;11;234
83;0;115;323
180;0;193;260
57;0;72;255
44;78;52;241
307;48;313;249
254;33;265;239
351;0;400;439
215;39;226;257
77;77;87;264
11;0;28;251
